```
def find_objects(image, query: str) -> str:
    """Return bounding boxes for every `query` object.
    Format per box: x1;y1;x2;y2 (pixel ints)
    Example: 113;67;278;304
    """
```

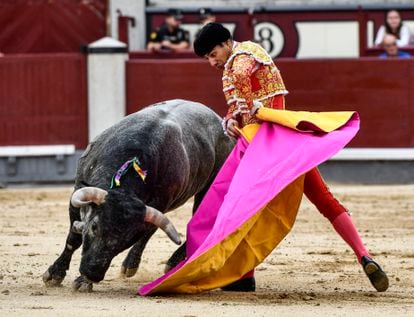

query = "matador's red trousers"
271;96;368;260
239;97;370;283
268;95;348;222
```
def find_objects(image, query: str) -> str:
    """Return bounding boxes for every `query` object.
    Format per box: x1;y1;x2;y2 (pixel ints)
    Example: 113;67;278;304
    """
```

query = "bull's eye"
91;222;98;233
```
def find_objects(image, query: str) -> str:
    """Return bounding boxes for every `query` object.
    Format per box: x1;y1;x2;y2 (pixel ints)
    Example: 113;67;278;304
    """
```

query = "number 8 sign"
254;22;285;58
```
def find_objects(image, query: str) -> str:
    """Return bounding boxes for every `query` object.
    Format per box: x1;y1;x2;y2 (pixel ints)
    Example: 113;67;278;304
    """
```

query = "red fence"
0;53;88;148
127;57;414;148
126;58;225;116
1;55;413;150
0;0;107;53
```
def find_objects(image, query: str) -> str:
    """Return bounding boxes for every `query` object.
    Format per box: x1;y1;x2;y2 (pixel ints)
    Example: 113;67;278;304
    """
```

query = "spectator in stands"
194;8;217;42
199;8;216;26
379;34;411;58
374;9;411;47
146;8;190;52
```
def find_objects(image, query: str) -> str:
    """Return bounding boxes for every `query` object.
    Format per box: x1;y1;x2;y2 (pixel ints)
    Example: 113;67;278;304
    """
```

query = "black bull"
43;100;235;291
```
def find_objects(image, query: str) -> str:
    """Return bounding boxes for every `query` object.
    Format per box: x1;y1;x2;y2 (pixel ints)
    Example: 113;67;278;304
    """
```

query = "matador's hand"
226;118;241;138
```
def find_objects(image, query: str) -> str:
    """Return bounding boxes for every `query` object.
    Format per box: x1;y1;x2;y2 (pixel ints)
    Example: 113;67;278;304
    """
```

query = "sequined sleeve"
224;54;257;127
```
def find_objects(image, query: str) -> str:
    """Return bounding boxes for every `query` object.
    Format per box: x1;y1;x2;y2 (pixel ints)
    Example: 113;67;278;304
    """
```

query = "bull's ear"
122;202;146;225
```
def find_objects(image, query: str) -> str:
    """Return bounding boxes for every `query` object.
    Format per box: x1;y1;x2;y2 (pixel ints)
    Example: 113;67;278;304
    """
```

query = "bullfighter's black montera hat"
194;22;232;57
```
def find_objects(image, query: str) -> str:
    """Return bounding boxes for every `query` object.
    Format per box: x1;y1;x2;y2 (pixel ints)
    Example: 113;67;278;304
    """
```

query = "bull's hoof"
72;276;93;292
120;265;138;278
42;269;65;287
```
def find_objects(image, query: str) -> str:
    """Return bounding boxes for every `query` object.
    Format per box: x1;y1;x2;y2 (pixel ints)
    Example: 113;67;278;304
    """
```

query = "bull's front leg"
165;188;208;272
121;227;157;277
43;205;82;286
165;242;186;272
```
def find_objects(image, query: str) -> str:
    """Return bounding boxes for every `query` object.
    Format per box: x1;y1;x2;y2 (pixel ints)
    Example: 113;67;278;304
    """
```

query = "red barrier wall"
0;53;88;148
0;0;107;53
279;58;414;147
126;58;226;116
126;57;414;148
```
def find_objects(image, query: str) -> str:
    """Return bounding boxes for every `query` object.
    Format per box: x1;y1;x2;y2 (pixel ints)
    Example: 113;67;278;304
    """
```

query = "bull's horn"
145;206;182;245
71;187;108;208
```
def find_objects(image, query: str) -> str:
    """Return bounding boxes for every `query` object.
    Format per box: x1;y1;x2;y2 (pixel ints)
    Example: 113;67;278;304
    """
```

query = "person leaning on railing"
146;8;190;53
374;9;411;47
379;34;411;58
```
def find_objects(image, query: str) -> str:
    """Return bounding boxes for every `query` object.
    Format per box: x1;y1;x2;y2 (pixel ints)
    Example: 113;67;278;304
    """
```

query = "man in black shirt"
147;9;190;52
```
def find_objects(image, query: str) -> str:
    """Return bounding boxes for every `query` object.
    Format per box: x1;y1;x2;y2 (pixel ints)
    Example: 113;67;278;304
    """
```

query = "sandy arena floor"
0;184;413;316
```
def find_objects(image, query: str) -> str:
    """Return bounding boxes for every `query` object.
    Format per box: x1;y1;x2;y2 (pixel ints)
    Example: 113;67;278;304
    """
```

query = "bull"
42;100;234;291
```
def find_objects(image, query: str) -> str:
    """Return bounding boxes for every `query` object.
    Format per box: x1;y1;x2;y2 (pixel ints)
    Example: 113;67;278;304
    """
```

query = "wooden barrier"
1;54;413;149
126;57;414;148
0;53;88;149
0;1;107;54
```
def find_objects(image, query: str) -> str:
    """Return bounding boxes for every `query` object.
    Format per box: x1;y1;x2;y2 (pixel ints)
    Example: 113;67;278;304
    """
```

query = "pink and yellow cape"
139;108;359;295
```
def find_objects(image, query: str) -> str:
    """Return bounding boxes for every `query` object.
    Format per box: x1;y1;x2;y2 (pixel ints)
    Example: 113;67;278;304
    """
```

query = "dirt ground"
0;183;413;316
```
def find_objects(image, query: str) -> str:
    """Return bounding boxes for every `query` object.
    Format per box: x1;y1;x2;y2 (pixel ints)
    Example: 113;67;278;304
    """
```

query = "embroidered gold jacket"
222;41;288;127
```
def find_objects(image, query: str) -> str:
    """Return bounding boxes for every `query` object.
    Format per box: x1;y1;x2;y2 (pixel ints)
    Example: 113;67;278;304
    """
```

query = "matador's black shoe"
221;277;256;292
361;256;389;292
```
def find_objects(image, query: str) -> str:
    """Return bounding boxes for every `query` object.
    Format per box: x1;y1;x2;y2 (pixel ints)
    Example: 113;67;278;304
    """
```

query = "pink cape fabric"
139;113;359;295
